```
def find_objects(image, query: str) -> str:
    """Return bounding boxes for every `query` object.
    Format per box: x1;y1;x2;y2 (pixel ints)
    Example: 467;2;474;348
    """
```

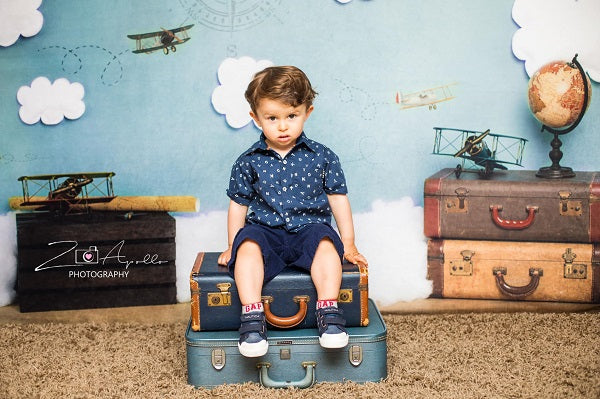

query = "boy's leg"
234;239;264;305
310;238;342;300
235;239;268;357
311;238;349;349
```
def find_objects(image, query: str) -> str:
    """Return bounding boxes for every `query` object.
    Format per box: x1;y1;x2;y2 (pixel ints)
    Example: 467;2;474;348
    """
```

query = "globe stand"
535;133;575;178
536;54;589;179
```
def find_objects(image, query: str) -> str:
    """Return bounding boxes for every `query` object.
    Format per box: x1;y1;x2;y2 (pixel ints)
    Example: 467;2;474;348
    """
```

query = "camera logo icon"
75;246;99;264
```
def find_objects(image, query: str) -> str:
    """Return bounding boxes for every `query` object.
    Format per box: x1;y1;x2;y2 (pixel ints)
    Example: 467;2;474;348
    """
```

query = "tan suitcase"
427;239;600;303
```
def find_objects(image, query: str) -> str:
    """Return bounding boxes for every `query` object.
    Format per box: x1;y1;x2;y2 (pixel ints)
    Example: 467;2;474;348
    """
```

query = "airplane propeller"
161;28;183;44
454;129;490;158
49;177;93;199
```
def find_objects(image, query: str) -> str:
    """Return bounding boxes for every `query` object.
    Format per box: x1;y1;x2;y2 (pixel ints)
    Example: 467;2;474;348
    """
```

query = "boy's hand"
343;244;368;267
218;247;232;266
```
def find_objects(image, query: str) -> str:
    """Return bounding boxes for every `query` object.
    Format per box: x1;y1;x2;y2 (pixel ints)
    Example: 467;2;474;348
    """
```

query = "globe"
527;59;592;129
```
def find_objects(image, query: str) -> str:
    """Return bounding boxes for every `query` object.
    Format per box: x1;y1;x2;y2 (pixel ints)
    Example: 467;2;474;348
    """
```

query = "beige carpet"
1;312;599;399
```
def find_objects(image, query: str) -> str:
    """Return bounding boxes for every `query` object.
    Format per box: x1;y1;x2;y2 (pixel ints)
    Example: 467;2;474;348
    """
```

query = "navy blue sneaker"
316;306;349;348
238;312;268;357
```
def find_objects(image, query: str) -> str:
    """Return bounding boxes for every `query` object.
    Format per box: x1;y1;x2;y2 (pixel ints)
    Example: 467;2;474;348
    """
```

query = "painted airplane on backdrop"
432;127;528;178
395;83;456;110
128;24;194;55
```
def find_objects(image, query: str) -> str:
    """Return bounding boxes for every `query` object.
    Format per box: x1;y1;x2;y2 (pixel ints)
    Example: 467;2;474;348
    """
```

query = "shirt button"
283;160;287;164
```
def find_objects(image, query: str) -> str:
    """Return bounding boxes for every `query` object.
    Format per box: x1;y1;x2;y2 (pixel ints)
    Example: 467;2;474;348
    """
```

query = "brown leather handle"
262;295;309;328
490;205;538;230
493;268;542;298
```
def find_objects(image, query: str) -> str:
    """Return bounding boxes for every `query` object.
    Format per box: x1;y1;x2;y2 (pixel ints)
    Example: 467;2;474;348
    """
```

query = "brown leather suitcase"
424;169;600;243
427;239;600;303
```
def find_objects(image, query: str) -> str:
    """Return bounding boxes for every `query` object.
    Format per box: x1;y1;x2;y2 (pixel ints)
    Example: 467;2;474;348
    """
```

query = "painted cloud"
512;0;600;82
0;0;43;47
211;56;273;129
17;77;86;125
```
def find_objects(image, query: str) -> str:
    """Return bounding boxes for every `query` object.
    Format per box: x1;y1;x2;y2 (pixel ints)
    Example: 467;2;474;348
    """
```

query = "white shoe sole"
319;332;349;349
238;340;268;357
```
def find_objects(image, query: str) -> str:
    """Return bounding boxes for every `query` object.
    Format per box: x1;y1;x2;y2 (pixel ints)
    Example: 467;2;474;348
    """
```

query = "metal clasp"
450;249;474;276
445;187;469;213
211;348;226;370
562;248;587;279
207;282;232;306
349;345;363;367
559;191;582;216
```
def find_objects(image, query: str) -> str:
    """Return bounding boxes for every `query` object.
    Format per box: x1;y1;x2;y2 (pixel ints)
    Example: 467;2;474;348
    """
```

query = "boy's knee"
238;239;261;255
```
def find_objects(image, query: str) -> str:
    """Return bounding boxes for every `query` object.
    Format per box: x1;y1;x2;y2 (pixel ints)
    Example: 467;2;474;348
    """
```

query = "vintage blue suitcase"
189;252;369;331
186;298;386;388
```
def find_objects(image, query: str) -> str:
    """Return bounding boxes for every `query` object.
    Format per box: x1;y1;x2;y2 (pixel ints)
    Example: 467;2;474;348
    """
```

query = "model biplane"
18;172;116;214
432;127;527;178
395;84;456;110
127;24;194;55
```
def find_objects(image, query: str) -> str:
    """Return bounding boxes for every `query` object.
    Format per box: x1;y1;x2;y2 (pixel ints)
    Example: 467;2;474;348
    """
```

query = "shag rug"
1;312;599;399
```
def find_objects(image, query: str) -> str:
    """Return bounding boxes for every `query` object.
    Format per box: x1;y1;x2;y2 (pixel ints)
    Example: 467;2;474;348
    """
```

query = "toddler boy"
218;65;368;357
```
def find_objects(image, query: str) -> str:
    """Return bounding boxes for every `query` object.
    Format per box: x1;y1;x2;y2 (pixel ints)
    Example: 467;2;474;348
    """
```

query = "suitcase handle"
257;361;316;389
493;268;543;298
490;205;538;230
261;295;309;328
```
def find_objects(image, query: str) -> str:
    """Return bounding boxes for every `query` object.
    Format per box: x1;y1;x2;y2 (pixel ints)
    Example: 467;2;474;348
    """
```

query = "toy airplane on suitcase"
432;127;528;178
17;172;116;215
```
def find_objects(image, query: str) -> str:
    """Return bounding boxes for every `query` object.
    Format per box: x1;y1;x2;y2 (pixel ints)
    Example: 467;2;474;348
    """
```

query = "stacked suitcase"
185;252;387;388
424;168;600;303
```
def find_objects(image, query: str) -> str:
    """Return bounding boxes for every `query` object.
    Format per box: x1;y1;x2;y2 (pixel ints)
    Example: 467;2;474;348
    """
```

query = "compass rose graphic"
178;0;282;32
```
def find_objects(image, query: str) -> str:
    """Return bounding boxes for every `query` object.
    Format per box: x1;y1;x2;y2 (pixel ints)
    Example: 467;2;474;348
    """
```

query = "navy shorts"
227;223;345;283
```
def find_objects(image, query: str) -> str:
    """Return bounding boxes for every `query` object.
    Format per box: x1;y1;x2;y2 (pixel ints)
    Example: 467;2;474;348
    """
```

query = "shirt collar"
245;132;316;155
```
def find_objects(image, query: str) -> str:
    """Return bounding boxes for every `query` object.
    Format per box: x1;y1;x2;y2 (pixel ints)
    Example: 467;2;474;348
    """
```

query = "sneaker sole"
238;340;269;357
319;332;349;349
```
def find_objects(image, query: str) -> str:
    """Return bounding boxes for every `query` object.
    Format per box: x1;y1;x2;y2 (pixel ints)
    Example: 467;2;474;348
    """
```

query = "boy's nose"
278;120;287;131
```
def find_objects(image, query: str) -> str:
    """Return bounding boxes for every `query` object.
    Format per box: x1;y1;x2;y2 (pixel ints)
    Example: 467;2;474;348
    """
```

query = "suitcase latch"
338;289;353;303
349;345;363;367
559;191;583;216
562;248;587;279
207;283;232;307
211;348;226;370
449;250;474;276
445;187;469;213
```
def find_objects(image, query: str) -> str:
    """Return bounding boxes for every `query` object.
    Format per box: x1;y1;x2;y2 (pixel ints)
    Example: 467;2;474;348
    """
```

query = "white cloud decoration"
512;0;600;82
17;77;86;125
0;0;44;47
211;56;273;129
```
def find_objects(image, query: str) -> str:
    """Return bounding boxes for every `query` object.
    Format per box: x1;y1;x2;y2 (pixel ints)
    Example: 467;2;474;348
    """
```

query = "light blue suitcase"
186;299;387;388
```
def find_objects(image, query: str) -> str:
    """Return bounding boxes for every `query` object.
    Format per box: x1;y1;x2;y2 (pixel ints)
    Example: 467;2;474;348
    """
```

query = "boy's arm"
218;199;248;265
327;193;368;267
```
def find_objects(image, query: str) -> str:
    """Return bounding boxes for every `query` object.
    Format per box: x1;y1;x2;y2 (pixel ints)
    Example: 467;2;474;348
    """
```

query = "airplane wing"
127;31;162;40
168;24;194;34
19;172;115;181
131;38;190;54
127;24;194;40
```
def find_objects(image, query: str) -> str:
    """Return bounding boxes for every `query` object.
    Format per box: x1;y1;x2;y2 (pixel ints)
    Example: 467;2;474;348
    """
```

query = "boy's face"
250;98;313;156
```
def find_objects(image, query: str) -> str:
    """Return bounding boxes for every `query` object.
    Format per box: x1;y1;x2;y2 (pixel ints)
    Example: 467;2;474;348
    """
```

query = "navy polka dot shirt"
227;132;348;232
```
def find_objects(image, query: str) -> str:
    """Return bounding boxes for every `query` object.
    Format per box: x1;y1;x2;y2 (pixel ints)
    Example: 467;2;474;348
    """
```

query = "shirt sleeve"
226;157;256;206
323;150;348;195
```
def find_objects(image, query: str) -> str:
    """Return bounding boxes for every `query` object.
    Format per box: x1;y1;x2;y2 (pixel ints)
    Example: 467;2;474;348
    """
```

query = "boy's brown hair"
245;66;317;114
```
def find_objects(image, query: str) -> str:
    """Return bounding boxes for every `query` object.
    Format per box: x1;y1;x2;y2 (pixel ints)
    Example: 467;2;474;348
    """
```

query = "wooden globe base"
536;166;575;179
536;133;575;178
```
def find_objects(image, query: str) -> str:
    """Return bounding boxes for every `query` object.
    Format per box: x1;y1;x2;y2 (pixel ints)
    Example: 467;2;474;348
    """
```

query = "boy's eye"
288;114;297;119
268;116;276;121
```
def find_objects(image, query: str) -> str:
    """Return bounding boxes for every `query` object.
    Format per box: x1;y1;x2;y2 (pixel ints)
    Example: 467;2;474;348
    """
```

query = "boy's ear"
249;111;260;126
305;105;314;118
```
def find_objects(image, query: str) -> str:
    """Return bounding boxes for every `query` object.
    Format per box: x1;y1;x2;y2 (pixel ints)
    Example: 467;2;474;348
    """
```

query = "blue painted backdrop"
1;0;599;214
